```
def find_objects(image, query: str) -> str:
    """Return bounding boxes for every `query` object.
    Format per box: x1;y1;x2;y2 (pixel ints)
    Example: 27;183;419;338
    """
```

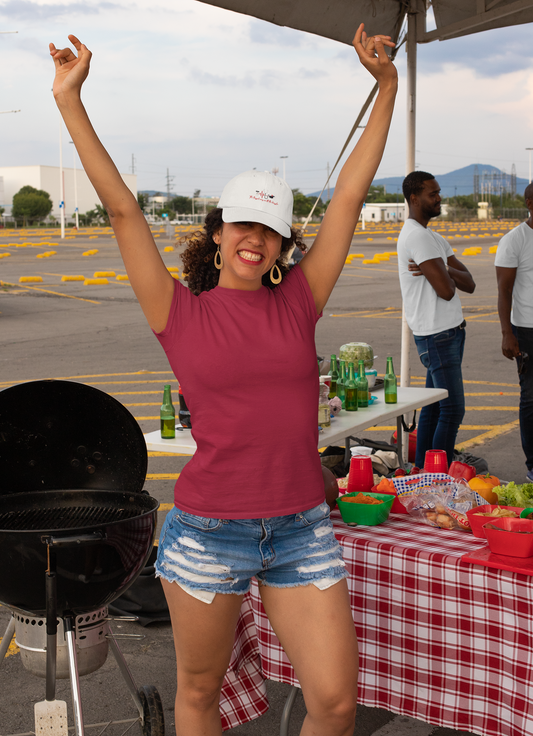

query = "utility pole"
69;141;79;229
280;156;288;181
131;154;136;175
59;118;65;239
166;168;174;202
526;148;533;184
327;162;330;201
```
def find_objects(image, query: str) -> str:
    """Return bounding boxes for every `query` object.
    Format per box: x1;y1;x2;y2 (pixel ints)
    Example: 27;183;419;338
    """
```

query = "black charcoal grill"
0;380;164;736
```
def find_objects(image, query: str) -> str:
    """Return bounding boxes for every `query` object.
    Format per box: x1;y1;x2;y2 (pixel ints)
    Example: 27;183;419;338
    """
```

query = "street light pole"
526;148;533;183
59;118;65;239
280;156;288;182
69;141;79;229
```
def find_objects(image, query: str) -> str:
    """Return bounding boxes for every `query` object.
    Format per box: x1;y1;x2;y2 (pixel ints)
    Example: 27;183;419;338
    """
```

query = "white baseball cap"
218;170;293;238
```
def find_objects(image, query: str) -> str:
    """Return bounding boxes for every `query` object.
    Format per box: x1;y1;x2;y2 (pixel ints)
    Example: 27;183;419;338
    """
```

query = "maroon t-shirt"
154;265;324;519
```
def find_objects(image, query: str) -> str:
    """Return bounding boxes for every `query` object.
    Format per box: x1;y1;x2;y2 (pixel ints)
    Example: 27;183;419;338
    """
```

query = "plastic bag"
397;476;477;531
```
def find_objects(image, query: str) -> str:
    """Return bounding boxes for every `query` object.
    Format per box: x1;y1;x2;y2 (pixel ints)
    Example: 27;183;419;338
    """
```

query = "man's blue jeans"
413;323;466;468
513;325;533;472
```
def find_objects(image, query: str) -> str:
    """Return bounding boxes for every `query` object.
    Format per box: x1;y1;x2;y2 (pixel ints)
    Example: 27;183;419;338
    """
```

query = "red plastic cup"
424;449;448;474
347;455;374;494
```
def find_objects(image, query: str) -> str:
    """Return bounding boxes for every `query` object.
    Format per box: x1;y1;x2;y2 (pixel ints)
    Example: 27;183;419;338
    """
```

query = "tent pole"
400;3;418;461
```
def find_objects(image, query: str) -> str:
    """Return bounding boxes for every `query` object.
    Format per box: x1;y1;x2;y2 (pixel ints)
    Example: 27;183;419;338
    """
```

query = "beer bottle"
318;381;331;429
345;363;358;411
357;360;369;408
384;356;397;404
337;359;346;408
328;354;338;400
160;384;176;439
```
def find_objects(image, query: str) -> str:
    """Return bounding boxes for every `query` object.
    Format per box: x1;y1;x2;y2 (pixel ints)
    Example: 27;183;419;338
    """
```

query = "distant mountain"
310;164;528;201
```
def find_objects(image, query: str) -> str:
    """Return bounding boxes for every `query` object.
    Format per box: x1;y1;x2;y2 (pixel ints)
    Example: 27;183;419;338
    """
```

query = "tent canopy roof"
196;0;533;46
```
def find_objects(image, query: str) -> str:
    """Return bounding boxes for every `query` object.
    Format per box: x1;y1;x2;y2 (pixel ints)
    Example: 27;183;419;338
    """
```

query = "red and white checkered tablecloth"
220;511;533;736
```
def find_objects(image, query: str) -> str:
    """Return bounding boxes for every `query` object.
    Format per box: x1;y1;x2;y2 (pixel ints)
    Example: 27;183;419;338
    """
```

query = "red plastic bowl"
483;517;533;557
466;505;523;539
371;485;408;514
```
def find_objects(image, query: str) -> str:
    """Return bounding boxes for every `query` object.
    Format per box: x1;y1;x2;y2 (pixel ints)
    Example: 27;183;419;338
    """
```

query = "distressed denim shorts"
155;502;347;600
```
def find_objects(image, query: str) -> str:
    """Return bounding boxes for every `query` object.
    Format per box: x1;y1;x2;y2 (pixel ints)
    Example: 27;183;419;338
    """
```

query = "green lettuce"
494;482;533;508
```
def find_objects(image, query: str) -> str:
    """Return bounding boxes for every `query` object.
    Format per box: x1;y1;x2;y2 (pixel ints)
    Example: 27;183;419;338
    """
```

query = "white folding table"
143;386;448;466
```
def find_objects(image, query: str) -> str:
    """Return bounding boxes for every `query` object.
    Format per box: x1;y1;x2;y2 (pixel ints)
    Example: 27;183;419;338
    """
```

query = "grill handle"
41;531;107;547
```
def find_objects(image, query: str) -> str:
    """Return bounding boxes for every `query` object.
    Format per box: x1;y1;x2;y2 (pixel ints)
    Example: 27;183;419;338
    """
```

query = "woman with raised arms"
50;26;397;736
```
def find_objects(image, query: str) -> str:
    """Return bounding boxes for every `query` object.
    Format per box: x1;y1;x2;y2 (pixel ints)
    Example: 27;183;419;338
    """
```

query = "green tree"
366;184;399;203
137;192;149;211
83;203;110;226
12;185;53;225
292;189;323;219
171;195;193;214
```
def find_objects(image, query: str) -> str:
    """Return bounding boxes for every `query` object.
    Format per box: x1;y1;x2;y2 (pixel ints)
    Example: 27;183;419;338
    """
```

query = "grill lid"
0;380;148;495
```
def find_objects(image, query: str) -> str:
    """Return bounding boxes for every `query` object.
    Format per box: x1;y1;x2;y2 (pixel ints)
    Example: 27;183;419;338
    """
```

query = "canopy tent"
197;0;533;409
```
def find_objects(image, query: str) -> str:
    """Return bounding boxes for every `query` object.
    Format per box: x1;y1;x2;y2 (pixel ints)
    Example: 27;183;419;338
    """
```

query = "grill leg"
106;624;144;719
0;616;15;664
64;616;85;736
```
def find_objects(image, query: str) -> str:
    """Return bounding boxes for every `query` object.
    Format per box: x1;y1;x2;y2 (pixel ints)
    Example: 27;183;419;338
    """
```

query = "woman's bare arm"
50;35;174;333
299;23;398;314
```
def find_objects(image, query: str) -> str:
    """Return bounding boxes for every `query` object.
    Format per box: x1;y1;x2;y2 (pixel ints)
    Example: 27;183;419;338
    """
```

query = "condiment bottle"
337;359;346;408
328;354;338;400
344;363;358;411
318;381;331;428
160;384;176;439
178;386;192;428
356;360;369;408
384;356;397;404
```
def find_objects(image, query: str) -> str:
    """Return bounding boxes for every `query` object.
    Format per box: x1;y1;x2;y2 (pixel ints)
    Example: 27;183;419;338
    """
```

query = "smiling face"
213;221;282;290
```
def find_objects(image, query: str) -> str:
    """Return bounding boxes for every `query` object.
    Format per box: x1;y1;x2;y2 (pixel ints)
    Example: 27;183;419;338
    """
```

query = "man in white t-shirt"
398;171;476;468
495;183;533;482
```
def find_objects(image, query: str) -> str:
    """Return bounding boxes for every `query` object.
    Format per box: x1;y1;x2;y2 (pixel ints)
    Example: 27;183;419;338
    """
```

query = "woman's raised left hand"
352;23;397;87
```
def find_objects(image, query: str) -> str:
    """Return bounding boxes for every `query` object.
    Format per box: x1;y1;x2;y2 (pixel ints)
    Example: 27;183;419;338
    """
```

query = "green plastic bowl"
337;492;394;526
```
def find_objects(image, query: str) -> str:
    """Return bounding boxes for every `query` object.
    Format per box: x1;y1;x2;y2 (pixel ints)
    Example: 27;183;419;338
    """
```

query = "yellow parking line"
465;406;518;411
340;273;375;280
364;425;507;432
465;392;519;396
148;452;191;457
112;391;163;395
0;634;19;657
455;419;520;451
0;282;100;304
159;503;174;511
146;473;181;480
123;402;160;407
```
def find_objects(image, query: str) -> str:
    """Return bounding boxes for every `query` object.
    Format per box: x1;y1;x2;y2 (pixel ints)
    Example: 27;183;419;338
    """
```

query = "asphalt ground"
0;220;526;736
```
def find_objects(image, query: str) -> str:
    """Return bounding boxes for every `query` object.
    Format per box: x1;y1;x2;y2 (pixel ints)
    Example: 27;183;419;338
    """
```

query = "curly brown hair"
180;209;307;295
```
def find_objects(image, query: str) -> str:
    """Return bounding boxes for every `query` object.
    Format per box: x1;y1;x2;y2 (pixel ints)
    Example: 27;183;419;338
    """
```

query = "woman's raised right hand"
49;35;92;101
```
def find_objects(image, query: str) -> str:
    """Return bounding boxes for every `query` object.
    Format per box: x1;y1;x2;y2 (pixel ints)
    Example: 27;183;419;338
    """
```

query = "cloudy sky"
1;0;533;197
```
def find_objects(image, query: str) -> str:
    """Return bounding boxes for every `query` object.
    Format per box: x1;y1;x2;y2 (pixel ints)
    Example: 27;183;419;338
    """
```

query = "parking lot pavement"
0;223;519;735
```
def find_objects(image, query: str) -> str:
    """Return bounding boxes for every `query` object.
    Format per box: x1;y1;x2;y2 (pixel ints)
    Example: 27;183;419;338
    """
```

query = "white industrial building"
359;202;406;223
0;165;137;221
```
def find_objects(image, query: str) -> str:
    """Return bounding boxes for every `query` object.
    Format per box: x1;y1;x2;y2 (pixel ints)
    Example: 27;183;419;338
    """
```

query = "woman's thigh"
259;579;358;708
162;578;244;682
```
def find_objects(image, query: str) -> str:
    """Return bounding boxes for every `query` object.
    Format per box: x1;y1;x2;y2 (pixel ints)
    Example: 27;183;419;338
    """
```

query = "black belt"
458;319;466;330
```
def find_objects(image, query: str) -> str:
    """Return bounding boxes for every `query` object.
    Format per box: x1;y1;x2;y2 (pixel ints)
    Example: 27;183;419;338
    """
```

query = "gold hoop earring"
214;246;223;270
270;263;282;284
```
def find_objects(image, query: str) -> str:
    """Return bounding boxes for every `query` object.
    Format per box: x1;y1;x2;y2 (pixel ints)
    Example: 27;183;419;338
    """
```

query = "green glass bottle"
384;356;398;404
160;384;176;439
337;359;346;408
328;354;338;399
345;362;358;411
357;360;369;408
